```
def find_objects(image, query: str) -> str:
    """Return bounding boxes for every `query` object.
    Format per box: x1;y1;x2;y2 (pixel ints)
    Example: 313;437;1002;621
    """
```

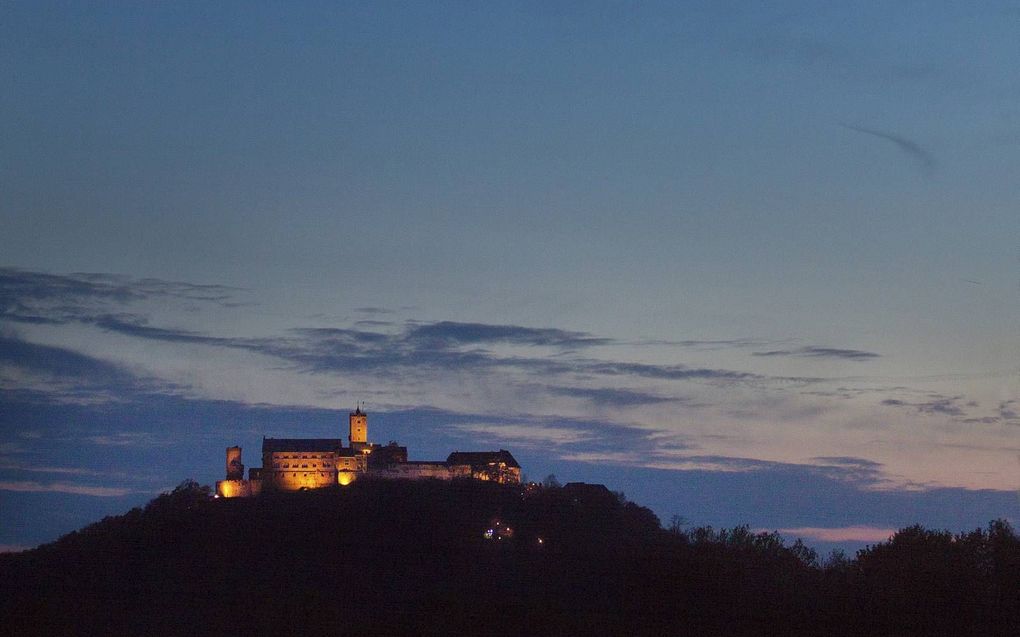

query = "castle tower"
349;404;367;446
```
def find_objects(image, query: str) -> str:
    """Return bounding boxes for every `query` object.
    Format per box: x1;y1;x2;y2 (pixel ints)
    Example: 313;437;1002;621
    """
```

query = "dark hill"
1;479;1018;636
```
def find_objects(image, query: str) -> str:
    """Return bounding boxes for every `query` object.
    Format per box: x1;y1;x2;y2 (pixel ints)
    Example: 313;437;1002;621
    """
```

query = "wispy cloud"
0;461;124;478
561;450;899;490
809;457;887;485
0;333;135;384
451;423;594;445
882;394;969;418
0;332;181;403
998;401;1018;421
547;386;676;406
354;320;393;328
0;267;245;325
0;269;797;396
775;525;896;543
840;123;936;172
639;338;785;350
577;360;759;381
87;432;168;447
753;346;880;361
405;321;611;349
0;480;134;497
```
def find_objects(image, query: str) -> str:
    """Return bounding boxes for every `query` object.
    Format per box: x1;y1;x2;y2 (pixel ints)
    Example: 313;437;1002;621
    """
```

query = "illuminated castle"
216;406;521;497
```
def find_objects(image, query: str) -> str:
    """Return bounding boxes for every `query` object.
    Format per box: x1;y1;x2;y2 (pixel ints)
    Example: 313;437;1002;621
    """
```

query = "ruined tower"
225;446;244;479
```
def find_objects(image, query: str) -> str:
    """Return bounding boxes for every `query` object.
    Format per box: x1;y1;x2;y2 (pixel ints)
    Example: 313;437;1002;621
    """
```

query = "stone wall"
215;478;262;498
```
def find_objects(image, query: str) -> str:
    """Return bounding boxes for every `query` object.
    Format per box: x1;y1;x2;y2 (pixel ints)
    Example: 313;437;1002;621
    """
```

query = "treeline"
1;479;1017;636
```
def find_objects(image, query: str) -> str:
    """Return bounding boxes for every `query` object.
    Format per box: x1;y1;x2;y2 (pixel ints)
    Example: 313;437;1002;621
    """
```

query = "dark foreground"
1;479;1018;636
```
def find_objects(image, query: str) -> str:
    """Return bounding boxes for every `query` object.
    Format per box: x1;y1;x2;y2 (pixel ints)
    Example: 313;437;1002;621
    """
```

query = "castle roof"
446;449;520;468
262;438;343;453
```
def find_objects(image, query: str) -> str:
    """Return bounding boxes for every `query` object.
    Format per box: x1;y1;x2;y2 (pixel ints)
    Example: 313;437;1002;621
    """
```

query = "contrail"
840;123;936;172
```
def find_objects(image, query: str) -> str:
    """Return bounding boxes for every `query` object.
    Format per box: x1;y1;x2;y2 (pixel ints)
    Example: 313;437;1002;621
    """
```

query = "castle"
216;406;521;497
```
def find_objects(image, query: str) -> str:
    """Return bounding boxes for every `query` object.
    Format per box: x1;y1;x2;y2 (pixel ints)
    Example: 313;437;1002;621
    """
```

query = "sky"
1;1;1019;555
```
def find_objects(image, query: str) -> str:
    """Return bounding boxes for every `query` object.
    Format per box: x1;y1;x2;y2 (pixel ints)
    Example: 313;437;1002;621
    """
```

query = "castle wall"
216;479;262;498
368;462;471;481
336;454;367;472
471;465;521;484
263;469;337;491
338;470;358;486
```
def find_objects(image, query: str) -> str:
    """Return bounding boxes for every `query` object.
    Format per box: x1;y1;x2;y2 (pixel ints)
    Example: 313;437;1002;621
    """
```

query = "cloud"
451;423;594;445
840;123;936;172
811;456;883;469
809;456;887;485
883;395;968;418
753;346;880;361
0;333;135;384
0;461;124;478
0;332;169;405
0;267;244;326
0;269;785;395
91;314;240;346
405;321;611;349
578;360;760;382
86;432;168;447
561;449;899;490
0;480;134;497
0;331;187;405
79;312;761;388
998;401;1018;421
559;450;644;464
354;307;395;315
774;525;896;543
547;386;676;406
559;451;775;473
919;398;966;417
881;394;1020;426
639;338;778;350
354;320;393;328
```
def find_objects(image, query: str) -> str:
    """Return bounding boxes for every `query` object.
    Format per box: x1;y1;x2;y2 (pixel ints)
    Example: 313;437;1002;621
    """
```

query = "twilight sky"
2;1;1019;553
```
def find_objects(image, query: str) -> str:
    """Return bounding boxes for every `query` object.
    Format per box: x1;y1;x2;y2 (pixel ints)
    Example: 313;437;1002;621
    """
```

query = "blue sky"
2;1;1019;553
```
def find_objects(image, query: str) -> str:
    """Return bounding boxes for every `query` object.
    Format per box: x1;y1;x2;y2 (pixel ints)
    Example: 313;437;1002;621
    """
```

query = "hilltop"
1;478;1018;636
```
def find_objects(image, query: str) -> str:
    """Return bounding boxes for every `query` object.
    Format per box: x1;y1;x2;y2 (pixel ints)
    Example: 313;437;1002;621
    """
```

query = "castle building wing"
262;438;343;453
446;450;520;469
